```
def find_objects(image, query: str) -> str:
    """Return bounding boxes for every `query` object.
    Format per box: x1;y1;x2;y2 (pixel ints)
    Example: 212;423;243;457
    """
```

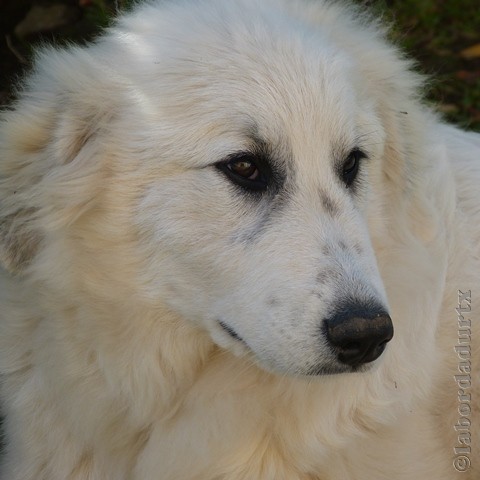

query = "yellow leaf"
460;44;480;59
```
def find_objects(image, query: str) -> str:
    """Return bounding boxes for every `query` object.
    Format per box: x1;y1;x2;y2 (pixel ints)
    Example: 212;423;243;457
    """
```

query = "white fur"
0;0;478;478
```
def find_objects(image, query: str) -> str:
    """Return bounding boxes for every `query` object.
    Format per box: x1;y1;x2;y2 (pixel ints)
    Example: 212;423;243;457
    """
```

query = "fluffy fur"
0;0;478;478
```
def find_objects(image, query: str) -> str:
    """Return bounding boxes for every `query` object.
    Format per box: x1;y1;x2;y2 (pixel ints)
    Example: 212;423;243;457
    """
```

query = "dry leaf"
460;44;480;59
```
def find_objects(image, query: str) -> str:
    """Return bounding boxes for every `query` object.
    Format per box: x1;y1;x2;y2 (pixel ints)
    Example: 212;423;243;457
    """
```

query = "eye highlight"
216;152;269;192
341;149;366;187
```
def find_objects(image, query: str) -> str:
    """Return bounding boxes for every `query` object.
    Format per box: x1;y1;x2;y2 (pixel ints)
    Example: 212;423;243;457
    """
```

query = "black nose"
324;305;393;367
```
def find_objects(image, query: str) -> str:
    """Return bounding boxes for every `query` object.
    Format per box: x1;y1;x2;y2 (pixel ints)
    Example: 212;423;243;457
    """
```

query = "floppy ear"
0;47;112;274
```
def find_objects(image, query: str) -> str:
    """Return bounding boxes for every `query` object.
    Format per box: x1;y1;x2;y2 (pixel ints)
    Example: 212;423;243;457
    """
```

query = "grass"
83;0;136;29
364;0;480;130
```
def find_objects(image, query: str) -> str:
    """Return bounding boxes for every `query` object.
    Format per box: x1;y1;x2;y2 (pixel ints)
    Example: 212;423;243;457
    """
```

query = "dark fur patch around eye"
215;152;271;192
214;130;292;197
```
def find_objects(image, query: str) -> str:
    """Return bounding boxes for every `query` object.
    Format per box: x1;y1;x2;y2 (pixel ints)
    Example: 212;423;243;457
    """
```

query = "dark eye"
229;159;259;180
216;153;269;191
342;149;365;187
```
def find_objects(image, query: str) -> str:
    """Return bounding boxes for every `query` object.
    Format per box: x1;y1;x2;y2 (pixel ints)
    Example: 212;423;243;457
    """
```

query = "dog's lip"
218;320;245;343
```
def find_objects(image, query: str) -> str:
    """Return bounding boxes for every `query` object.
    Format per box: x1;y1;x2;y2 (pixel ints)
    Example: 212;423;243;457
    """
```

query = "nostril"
378;338;390;349
337;341;364;365
324;305;393;367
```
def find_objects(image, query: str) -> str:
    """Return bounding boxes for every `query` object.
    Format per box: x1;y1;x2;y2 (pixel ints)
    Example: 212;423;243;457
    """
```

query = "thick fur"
0;0;478;478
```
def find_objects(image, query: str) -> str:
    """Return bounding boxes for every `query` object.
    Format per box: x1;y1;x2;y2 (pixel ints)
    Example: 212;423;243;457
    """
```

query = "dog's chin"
251;355;375;378
304;361;374;377
212;321;376;378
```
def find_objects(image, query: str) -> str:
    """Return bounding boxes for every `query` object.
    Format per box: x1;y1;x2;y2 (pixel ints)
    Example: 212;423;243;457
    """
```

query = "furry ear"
0;47;112;274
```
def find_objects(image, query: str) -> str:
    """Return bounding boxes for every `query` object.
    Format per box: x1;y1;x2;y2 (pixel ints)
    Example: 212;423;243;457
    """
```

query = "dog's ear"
0;48;112;274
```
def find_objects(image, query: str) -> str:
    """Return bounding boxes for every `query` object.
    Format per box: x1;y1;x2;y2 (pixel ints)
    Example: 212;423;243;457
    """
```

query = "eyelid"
337;148;368;169
349;148;367;160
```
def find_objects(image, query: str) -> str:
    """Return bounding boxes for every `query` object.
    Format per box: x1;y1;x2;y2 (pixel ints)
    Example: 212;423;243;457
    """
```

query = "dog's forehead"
171;25;356;141
116;2;361;143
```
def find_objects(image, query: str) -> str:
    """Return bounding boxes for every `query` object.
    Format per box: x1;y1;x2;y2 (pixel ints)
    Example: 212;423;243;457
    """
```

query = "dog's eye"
342;149;365;187
216;153;269;191
230;159;259;180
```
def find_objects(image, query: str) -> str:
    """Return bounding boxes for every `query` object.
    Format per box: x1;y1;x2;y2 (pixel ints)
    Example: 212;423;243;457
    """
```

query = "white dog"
0;0;478;478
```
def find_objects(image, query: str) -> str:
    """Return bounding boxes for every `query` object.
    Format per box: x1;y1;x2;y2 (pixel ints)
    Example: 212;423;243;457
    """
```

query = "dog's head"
0;0;429;377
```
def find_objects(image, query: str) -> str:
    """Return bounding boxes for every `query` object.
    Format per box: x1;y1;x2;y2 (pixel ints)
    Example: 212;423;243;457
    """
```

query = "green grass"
364;0;480;130
84;0;137;29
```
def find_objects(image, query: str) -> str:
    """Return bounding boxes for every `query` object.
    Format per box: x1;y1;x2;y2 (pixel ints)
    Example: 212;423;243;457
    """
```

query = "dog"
0;0;478;478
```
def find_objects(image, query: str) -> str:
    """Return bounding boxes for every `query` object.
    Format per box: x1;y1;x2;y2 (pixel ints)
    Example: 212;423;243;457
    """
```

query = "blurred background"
0;0;479;125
